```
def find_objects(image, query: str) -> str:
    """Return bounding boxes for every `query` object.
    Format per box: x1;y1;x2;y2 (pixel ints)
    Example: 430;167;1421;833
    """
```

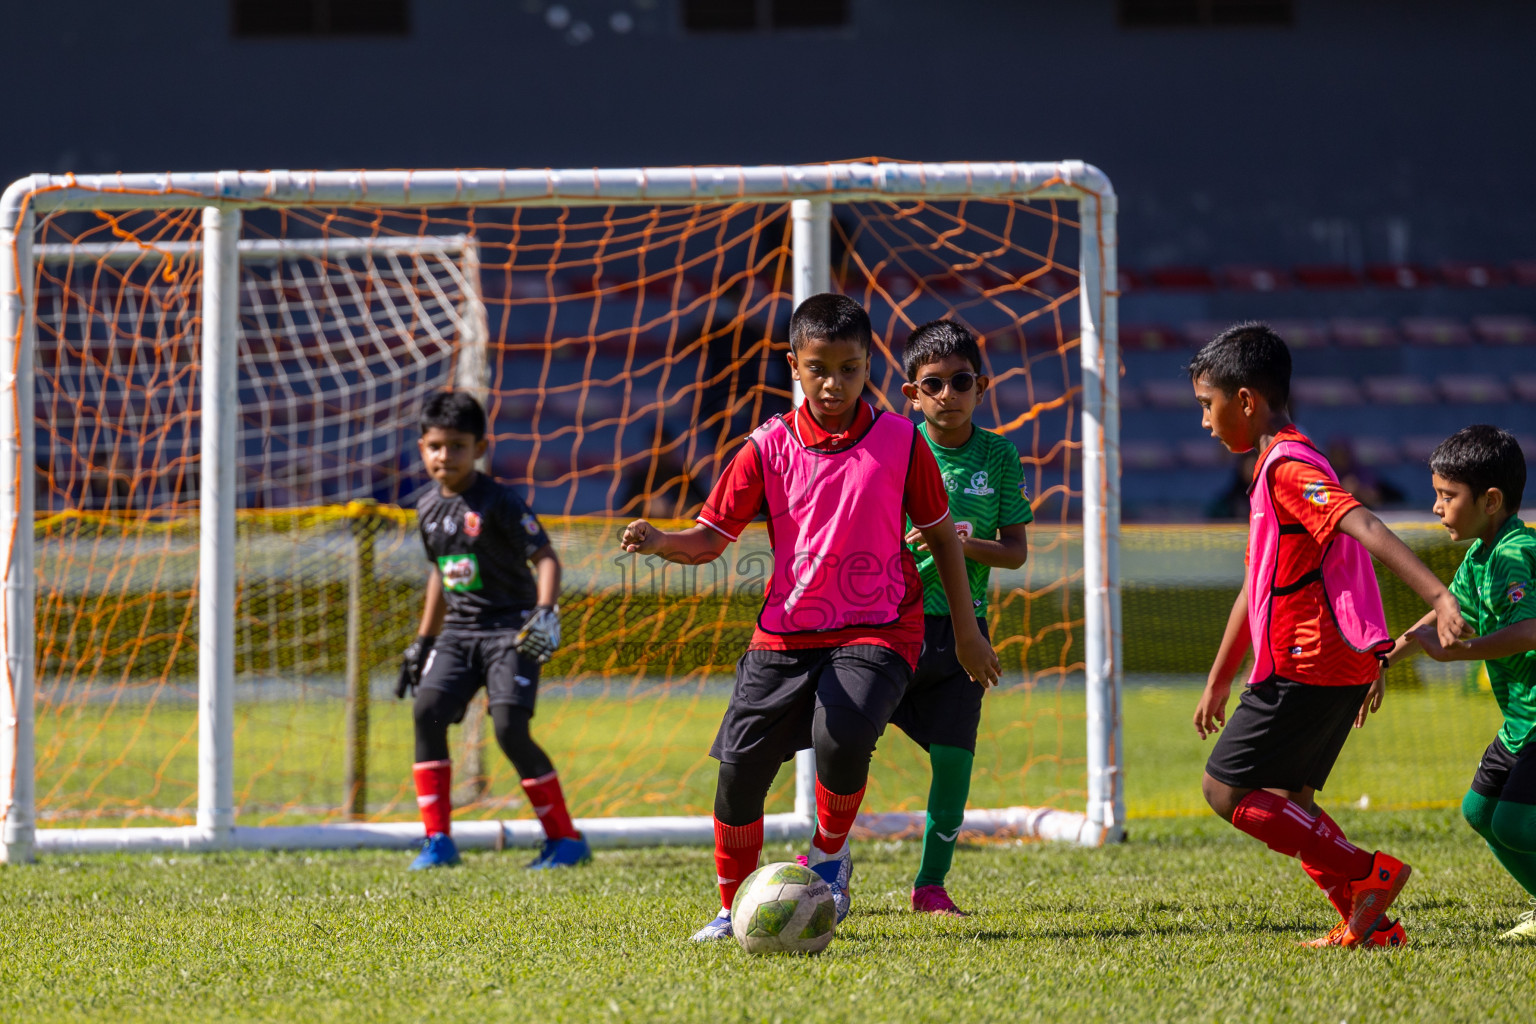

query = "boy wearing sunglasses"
891;319;1032;916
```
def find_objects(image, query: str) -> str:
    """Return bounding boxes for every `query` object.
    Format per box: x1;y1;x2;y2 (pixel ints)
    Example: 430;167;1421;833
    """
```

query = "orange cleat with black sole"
1341;852;1411;948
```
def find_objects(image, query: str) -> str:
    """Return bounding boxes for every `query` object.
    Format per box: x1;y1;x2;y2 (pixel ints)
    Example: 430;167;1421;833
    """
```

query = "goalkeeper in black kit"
396;390;589;870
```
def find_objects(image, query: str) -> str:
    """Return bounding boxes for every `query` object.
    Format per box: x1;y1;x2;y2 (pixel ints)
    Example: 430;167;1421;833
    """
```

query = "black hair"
1429;424;1526;513
419;390;487;440
901;319;982;380
1185;321;1291;411
788;293;872;353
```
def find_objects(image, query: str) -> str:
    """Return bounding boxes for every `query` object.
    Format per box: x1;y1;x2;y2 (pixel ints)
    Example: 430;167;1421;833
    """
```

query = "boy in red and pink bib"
1189;321;1469;948
622;294;998;941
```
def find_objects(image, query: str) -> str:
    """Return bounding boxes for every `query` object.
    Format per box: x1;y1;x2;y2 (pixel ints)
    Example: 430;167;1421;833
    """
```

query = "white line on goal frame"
0;162;1122;861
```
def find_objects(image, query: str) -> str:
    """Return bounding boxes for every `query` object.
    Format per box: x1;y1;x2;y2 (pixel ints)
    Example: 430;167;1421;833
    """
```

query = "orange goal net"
0;162;1122;857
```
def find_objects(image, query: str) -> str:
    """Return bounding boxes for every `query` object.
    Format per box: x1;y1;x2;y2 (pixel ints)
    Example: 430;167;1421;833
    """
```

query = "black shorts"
710;645;913;765
888;615;988;753
1205;678;1370;793
1470;735;1536;804
418;628;541;717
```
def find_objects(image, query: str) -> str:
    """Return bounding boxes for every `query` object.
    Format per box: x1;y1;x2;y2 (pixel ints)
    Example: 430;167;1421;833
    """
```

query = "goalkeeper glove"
514;605;561;664
395;635;436;699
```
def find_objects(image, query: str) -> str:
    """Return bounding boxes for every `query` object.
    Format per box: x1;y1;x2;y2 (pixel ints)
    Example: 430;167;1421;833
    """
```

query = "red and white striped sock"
520;771;579;842
1300;809;1354;917
714;817;763;912
812;777;865;855
1231;790;1372;881
412;759;453;837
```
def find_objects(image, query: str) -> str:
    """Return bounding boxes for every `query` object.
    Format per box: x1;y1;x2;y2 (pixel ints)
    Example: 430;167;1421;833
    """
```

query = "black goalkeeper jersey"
414;473;553;631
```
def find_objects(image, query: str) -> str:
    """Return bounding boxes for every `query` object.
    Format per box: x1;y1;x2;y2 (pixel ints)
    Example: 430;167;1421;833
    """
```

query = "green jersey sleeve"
995;437;1033;527
1486;537;1536;629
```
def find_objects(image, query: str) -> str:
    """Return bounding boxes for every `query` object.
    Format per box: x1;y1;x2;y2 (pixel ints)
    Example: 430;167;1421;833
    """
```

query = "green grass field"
3;810;1533;1023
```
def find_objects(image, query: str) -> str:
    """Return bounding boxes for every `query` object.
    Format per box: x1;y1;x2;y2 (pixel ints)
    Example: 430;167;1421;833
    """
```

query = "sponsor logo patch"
463;511;482;538
953;520;974;540
1509;581;1528;604
963;470;994;496
437;553;483;592
1302;480;1329;507
520;512;542;537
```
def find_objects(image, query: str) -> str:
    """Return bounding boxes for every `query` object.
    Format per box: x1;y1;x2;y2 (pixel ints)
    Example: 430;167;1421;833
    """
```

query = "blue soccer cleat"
409;832;461;870
526;834;592;870
690;909;733;942
807;841;853;923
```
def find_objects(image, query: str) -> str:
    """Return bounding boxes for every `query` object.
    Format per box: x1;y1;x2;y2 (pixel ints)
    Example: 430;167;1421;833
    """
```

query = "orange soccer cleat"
1340;852;1412;947
1301;917;1407;949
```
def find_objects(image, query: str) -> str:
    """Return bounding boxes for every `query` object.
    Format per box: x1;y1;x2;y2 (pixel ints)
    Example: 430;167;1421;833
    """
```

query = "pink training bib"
753;408;917;634
1246;437;1392;685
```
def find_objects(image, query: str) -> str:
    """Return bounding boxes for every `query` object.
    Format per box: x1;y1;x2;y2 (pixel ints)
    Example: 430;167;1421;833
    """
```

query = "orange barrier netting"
28;196;1091;827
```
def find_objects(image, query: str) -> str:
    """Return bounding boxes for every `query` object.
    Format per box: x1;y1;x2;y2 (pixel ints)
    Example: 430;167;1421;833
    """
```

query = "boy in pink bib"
1189;321;1469;948
622;294;998;940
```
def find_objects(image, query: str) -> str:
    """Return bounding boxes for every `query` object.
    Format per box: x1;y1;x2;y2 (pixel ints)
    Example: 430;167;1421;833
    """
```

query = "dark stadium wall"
5;0;1533;268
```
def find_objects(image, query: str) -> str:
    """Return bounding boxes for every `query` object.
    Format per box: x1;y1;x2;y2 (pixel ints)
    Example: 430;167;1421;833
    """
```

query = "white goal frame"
0;162;1121;862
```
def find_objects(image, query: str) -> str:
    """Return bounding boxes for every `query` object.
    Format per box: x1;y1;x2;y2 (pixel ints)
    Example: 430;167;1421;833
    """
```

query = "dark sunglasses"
915;372;977;397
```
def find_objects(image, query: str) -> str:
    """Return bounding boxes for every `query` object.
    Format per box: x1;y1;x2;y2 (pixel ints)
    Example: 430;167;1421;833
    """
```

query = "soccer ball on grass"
730;861;837;955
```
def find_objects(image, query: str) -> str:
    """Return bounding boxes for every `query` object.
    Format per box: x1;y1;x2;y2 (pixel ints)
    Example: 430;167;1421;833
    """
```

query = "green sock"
1462;789;1536;898
914;744;973;890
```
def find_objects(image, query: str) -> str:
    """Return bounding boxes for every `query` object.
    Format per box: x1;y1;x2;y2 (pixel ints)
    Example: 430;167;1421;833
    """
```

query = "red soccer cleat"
1341;852;1412;948
1301;917;1407;949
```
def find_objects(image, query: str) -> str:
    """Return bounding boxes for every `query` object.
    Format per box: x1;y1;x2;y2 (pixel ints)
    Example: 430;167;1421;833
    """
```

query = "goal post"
0;162;1122;862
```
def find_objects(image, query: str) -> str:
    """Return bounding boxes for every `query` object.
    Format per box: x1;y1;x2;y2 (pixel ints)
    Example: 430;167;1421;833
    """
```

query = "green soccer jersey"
908;422;1033;617
1449;515;1536;753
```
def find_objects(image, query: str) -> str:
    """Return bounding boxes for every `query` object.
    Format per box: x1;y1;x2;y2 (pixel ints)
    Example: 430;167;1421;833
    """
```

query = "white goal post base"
32;805;1104;856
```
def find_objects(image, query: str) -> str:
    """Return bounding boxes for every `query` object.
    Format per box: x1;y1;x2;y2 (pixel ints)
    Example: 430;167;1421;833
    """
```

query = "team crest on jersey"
942;475;959;493
1302;480;1329;507
463;511;482;538
963;471;994;496
1509;581;1528;604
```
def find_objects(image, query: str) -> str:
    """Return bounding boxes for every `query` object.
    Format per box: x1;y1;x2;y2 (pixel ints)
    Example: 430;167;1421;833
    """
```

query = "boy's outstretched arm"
1382;609;1436;667
1194;581;1249;740
905;520;1028;570
1338;506;1471;648
917;517;1001;687
620;519;731;564
1411;617;1536;663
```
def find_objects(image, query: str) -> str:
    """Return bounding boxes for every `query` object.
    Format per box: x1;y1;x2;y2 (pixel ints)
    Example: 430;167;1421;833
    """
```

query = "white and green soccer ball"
730;861;837;955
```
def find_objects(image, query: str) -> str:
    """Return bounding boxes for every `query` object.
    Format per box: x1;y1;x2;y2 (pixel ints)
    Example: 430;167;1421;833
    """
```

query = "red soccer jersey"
698;400;950;666
1249;426;1380;687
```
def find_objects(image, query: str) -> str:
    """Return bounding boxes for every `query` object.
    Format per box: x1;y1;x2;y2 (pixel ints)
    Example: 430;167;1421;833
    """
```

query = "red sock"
812;776;865;855
413;759;453;837
1231;791;1372;881
715;817;763;912
520;771;579;841
1300;809;1353;918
